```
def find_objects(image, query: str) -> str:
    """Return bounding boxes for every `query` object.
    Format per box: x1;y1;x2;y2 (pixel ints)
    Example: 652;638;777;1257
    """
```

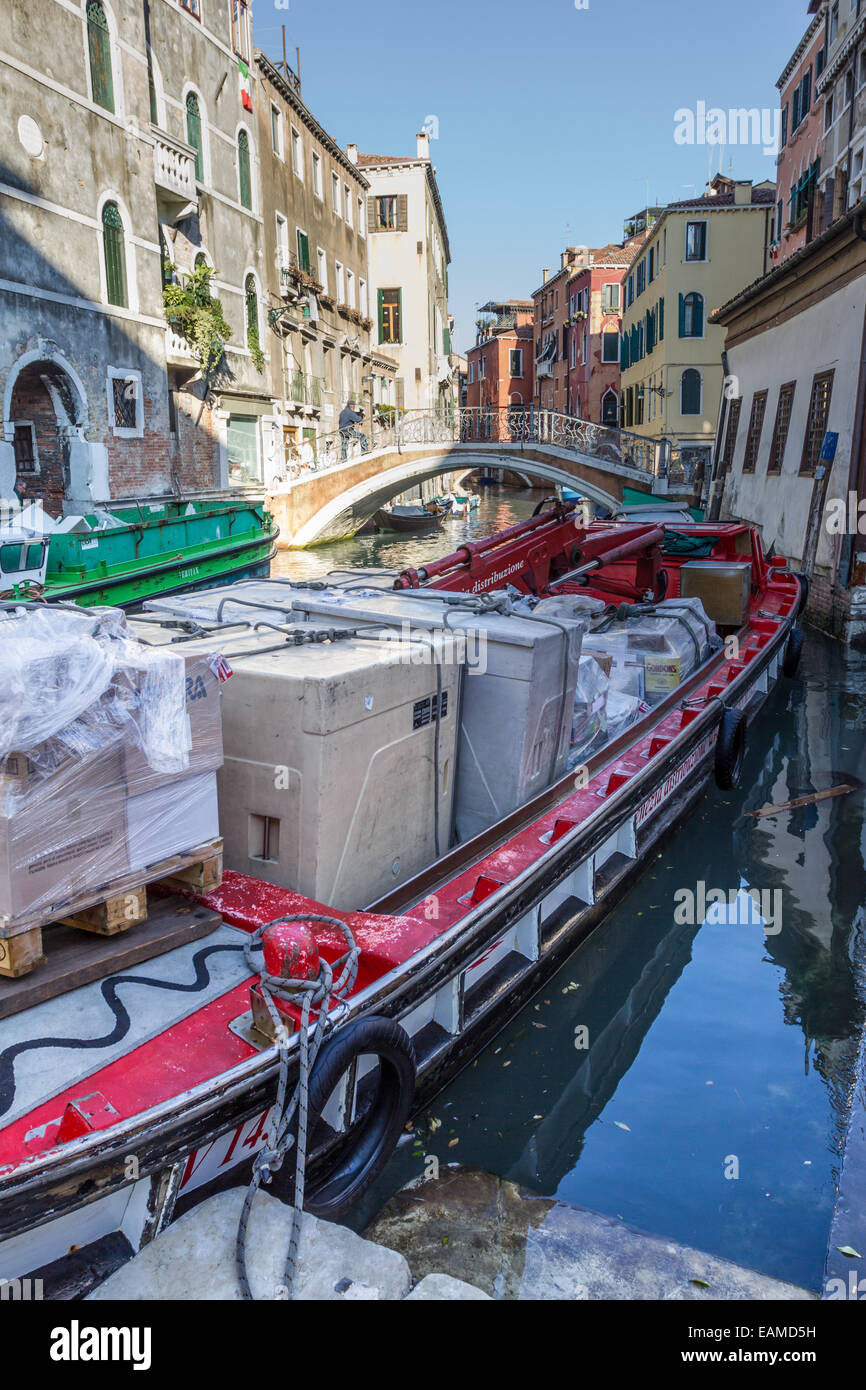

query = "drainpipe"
707;350;732;520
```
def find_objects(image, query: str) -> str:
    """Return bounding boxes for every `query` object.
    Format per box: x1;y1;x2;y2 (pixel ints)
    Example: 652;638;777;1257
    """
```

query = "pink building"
565;241;643;426
773;3;827;263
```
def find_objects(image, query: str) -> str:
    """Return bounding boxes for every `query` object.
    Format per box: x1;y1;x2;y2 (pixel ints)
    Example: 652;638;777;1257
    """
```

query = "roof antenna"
281;24;287;78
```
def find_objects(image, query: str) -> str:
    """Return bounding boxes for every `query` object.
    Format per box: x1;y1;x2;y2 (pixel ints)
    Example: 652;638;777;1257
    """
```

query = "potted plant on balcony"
163;261;232;379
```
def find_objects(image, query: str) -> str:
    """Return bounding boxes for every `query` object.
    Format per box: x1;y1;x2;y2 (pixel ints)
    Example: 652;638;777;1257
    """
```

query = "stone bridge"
267;408;700;547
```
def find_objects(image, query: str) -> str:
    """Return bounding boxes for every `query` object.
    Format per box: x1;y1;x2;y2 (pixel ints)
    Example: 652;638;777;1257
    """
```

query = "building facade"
0;0;281;510
565;244;639;426
254;51;377;482
711;206;866;644
619;177;776;482
816;0;866;224
466;300;534;411
354;134;455;415
532;252;581;414
773;3;826;263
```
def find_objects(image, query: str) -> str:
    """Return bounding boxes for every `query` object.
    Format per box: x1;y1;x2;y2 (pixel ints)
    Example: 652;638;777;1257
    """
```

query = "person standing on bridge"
339;401;370;460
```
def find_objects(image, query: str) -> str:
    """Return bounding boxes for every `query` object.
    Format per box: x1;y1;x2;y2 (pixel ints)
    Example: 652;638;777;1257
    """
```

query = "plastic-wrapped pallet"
0;605;223;932
583;597;717;705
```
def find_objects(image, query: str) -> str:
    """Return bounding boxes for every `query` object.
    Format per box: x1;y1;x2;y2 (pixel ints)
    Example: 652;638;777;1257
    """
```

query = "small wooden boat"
0;503;806;1288
372;503;445;533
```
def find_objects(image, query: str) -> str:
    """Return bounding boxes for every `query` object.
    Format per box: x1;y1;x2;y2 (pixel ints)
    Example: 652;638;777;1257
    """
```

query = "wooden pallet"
0;895;224;1019
0;839;223;981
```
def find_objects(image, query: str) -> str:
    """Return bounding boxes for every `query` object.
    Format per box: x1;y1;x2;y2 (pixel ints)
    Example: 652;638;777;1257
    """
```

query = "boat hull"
0;610;794;1281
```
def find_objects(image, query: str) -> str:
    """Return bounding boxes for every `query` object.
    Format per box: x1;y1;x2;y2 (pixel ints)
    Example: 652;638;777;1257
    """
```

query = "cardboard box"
126;771;221;874
680;562;752;627
0;747;129;926
121;651;224;795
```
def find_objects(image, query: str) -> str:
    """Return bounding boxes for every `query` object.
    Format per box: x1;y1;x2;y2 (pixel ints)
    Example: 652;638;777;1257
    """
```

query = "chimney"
346;143;358;165
733;179;753;205
417;131;430;160
542;268;550;284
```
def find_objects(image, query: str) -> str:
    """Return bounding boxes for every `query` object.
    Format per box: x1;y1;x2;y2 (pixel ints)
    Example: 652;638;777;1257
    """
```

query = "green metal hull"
40;498;278;609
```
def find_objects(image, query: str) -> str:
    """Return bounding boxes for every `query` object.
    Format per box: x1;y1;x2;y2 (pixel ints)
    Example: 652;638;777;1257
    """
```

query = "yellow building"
619;175;776;481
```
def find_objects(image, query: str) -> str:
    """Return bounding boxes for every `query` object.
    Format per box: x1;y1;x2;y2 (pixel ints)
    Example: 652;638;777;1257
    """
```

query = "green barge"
0;497;278;608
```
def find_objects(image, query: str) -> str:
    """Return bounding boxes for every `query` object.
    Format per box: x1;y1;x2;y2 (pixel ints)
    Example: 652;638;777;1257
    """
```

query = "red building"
564;242;641;426
466;300;534;410
532;252;584;413
773;2;826;263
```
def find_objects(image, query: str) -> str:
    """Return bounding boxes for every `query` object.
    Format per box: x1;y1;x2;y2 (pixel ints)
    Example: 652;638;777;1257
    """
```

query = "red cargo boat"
0;504;806;1288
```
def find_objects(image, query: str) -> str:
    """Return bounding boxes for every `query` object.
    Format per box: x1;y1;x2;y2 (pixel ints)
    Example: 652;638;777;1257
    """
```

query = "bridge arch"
286;447;622;547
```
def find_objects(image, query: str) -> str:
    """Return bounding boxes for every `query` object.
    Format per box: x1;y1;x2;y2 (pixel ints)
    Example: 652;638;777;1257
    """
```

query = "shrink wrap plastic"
0;606;222;927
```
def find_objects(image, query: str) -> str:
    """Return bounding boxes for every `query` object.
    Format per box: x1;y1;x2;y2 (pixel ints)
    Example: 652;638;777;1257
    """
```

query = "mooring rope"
236;913;360;1300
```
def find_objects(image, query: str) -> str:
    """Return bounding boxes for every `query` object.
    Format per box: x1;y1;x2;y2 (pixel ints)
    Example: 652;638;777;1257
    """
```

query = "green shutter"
297;229;310;272
659;297;664;341
102;202;127;306
620;334;629;370
87;1;114;113
678;293;686;337
238;129;252;210
245;274;258;340
694;294;704;337
377;289;385;343
186;94;203;183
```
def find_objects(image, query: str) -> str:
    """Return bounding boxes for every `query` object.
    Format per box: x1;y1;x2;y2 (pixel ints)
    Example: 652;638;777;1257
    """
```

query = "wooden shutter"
397;195;408;231
367;197;376;233
659;296;664;341
87;1;115;114
693;294;704;337
297;230;310;272
186;94;203;183
377;289;385;343
678;293;686;337
238;130;252;210
102;202;127;307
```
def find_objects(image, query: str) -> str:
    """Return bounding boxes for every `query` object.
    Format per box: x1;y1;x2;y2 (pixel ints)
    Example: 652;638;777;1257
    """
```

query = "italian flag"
238;59;253;112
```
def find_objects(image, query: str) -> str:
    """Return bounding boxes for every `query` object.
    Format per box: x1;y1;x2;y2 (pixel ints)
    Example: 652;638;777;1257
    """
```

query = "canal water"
278;487;866;1294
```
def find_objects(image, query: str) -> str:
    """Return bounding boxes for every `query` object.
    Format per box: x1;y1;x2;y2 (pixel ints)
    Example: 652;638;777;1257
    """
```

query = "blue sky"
254;0;811;353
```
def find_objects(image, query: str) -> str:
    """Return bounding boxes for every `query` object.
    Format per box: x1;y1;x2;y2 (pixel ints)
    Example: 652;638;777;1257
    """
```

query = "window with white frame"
275;213;289;271
685;221;708;261
335;260;345;303
107;367;144;436
332;172;341;215
270;104;283;158
291;126;303;179
312;151;323;199
358;197;365;236
317;247;328;292
344;185;353;228
359;278;367;316
346;267;356;308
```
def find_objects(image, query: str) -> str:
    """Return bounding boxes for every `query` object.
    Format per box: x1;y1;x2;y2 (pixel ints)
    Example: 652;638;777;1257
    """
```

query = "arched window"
681;368;702;416
680;292;704;338
237;129;252;210
186;93;204;183
245;273;259;344
102;201;127;307
87;1;114;113
601;388;619;426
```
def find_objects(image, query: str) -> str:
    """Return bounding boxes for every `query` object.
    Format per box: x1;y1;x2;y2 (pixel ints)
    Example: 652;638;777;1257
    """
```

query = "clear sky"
254;0;812;354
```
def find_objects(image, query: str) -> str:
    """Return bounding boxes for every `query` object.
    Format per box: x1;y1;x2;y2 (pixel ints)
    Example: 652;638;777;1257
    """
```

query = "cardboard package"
0;746;129;925
680;562;752;627
126;771;221;874
120;648;224;795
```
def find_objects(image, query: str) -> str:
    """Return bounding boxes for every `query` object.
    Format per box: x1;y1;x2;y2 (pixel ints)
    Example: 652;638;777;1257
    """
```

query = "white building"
348;134;454;414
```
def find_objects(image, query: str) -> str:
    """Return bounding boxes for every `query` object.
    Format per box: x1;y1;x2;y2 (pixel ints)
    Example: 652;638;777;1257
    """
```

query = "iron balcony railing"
268;405;672;488
288;372;324;407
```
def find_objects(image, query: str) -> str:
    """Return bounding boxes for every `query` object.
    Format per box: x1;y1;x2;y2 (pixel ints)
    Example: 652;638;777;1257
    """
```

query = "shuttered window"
680;292;704;338
102;201;127;307
87;1;114;113
245;274;258;343
378;289;402;344
721;396;742;471
800;370;834;474
658;297;664;341
742;390;768;473
602;330;619;363
186;93;204;183
767;382;796;474
372;195;408;231
296;229;310;273
681;369;701;416
238;129;252;209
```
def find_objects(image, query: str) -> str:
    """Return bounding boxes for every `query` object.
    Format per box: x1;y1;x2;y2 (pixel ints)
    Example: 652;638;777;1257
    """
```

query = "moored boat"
0;502;806;1288
372;502;445;533
0;497;278;608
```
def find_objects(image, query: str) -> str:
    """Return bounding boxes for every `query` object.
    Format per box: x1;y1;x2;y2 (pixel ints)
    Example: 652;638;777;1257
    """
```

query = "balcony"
165;326;198;373
152;126;198;219
287;372;324;411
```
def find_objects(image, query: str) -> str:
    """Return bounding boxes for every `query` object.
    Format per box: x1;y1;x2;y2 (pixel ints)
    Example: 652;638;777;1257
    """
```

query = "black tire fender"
783;627;805;678
715;707;747;791
792;572;809;619
301;1017;417;1221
